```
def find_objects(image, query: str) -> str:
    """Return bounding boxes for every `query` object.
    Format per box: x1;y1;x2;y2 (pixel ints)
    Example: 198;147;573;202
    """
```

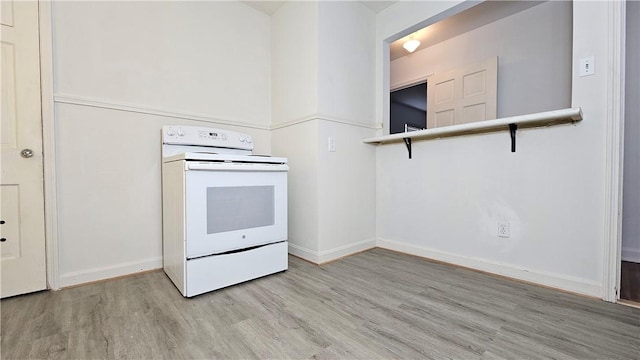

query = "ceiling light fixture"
403;39;421;53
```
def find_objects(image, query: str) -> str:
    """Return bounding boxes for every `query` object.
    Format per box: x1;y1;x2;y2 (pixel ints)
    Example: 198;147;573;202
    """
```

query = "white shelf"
362;108;583;145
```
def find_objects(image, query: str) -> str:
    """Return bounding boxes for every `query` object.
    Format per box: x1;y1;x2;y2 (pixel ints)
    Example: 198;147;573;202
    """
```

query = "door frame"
38;1;59;290
602;0;626;303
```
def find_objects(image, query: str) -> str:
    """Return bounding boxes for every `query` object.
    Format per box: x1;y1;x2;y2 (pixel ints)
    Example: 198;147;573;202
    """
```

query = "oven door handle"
187;163;289;172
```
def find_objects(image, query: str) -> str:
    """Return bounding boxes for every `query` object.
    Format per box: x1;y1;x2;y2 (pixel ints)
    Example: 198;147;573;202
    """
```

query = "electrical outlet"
328;137;336;152
498;221;510;238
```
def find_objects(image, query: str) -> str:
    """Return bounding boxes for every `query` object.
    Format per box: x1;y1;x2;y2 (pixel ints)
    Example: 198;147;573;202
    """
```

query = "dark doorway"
390;82;427;134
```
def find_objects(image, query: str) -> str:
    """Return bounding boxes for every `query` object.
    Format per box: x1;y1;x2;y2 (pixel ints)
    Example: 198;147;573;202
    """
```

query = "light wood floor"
2;248;639;359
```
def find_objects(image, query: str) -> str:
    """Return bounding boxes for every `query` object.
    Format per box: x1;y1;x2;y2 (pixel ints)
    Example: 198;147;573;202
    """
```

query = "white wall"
271;1;320;260
271;1;318;126
390;1;572;119
52;1;272;286
318;1;376;126
271;1;377;263
50;0;626;296
316;1;377;258
374;1;613;297
53;1;271;127
272;121;320;256
622;0;640;263
316;121;376;261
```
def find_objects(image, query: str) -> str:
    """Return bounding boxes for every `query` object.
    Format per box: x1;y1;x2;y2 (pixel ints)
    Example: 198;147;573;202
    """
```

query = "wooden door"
1;1;47;298
427;57;498;128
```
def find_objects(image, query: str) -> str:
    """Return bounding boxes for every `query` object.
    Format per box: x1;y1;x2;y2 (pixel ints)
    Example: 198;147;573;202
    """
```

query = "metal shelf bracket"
403;137;412;159
509;123;517;152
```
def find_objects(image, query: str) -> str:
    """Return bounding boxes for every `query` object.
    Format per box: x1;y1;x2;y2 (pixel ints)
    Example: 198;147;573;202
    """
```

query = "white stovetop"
163;152;287;164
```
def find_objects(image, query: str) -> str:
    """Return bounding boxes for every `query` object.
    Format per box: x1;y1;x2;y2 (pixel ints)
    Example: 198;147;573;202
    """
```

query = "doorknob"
20;149;34;158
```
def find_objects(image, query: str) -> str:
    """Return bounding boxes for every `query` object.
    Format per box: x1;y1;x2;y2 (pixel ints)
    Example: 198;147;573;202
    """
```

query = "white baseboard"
57;239;608;298
317;239;377;264
376;238;602;298
288;243;320;263
288;238;376;264
59;257;162;288
622;247;640;263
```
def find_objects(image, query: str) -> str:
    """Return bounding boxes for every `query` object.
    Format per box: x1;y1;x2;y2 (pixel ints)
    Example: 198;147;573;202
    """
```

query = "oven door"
184;162;288;258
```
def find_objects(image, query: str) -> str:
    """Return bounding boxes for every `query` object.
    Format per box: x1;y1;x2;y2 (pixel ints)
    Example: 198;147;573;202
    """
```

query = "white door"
1;1;47;298
427;57;498;128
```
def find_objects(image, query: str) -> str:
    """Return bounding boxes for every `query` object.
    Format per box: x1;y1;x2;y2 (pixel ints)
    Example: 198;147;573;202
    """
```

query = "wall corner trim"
39;0;60;291
601;0;626;303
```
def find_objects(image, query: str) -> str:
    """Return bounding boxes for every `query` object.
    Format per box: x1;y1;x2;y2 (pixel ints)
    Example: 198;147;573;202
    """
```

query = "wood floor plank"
2;249;639;359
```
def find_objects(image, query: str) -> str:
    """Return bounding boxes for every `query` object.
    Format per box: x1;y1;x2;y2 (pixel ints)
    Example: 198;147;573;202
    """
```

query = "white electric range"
161;125;288;297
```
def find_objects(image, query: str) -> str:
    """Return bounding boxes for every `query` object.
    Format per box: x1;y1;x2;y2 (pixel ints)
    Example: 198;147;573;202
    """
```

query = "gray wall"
623;0;640;263
390;1;572;119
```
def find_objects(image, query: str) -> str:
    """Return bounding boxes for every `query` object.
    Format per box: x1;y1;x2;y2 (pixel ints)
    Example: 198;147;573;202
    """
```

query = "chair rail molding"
53;93;271;131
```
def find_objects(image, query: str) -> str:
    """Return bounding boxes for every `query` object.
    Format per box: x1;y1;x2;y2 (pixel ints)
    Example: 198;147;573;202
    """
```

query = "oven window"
206;186;275;234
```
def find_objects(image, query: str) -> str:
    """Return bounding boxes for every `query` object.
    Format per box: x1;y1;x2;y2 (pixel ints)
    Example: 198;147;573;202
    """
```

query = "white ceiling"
241;1;397;16
360;1;397;14
390;1;546;60
241;1;285;15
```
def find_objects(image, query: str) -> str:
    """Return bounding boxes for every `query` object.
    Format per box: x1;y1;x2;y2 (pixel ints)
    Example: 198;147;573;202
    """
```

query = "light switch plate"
579;56;595;77
328;137;336;152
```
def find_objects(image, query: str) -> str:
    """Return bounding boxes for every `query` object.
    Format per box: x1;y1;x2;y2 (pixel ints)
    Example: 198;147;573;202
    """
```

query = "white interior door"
1;1;47;298
427;57;498;128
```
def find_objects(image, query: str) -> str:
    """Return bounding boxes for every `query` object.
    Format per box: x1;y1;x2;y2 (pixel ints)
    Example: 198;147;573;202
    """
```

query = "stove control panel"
162;125;253;150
